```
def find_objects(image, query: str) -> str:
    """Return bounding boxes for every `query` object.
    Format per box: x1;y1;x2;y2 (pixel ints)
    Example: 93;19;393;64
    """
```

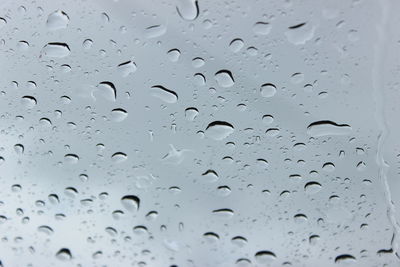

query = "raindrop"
260;83;277;97
185;107;199;121
110;108;128;122
285;22;316;45
201;169;219;183
167;49;181;62
215;70;235;88
64;154;79;164
117;61;137;77
111;152;127;163
304;182;322;194
121;195;140;211
253;22;271;35
21;96;37;108
46;10;69;30
334;254;356;264
56;248;72;261
205;121;234;140
229;38;244;53
95;81;117;101
82;39;93;49
145;25;167;39
255;250;276;263
176;0;199;21
150;85;178;103
41;43;70;58
307;121;352;137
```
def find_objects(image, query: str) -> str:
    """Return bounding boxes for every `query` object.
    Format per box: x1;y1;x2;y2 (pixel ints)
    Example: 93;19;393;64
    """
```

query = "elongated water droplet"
285;22;315;45
307;121;352;137
212;208;234;218
41;43;70;58
185;107;198;121
205;121;234;140
151;85;178;103
334;254;356;264
253;22;271;35
145;25;166;39
176;0;199;21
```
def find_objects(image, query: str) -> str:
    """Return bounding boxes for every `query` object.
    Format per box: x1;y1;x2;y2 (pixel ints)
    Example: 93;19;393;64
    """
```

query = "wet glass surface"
0;0;400;266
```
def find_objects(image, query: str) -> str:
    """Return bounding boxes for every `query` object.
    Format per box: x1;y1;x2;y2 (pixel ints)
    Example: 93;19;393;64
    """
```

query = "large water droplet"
215;70;235;88
307;121;352;137
46;10;69;30
255;251;276;263
121;195;140;211
304;181;322;194
110;108;128;122
150;85;178;103
95;81;117;101
260;83;277;97
41;43;70;58
205;121;234;140
176;0;199;21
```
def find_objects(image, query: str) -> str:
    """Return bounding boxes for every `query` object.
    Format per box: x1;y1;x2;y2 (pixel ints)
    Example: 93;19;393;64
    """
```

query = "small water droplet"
117;61;137;77
253;22;271;35
110;108;128;122
167;49;181;62
56;248;72;261
145;25;167;38
229;38;244;53
111;152;127;163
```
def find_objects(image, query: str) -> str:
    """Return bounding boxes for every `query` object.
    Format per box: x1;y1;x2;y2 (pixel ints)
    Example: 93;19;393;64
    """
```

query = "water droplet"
215;70;235;88
38;225;54;235
192;57;205;68
285;22;316;45
201;169;219;183
185;107;199;121
229;38;244;53
64;154;79;164
304;181;322;194
253;22;271;35
21;96;37;108
307;121;352;137
167;49;181;62
121;195;140;211
322;162;335;172
176;0;199;21
111;152;127;163
117;61;137;77
82;39;93;49
41;43;70;58
260;83;277;97
95;81;117;101
145;25;167;39
205;121;234;140
212;208;234;218
262;115;274;124
56;248;72;261
162;144;187;165
14;144;24;155
334;254;356;264
255;251;276;263
46;10;69;30
150;85;178;103
110;108;128;122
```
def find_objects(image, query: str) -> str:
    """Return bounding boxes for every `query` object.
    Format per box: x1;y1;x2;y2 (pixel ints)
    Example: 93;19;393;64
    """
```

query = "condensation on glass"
0;0;399;266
